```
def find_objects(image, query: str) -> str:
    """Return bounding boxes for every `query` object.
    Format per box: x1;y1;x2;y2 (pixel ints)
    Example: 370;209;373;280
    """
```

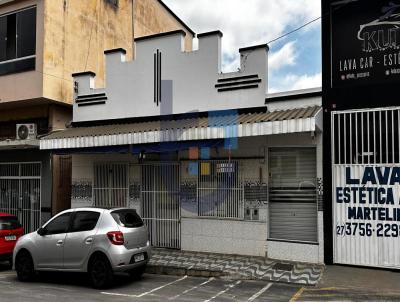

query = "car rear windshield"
111;209;144;228
0;216;21;230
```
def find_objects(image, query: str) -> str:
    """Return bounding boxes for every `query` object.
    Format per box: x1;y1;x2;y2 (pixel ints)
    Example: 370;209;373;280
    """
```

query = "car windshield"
111;209;144;228
0;216;21;230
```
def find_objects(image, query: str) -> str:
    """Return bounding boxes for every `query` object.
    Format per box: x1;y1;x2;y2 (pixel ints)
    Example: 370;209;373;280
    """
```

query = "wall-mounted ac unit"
16;124;37;140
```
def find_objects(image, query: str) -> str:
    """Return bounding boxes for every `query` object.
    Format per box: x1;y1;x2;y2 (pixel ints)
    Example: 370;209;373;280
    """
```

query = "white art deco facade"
41;30;323;263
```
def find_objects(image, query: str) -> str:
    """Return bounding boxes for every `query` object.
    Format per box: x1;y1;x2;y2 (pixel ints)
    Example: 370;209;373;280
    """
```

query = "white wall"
181;218;267;256
73;31;268;122
70;131;324;263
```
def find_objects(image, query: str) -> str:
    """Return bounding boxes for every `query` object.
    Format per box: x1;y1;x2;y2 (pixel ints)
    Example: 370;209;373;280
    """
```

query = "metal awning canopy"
0;139;40;150
40;106;322;150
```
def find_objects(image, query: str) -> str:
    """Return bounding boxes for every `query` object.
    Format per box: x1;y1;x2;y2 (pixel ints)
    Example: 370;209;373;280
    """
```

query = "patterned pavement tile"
148;248;324;285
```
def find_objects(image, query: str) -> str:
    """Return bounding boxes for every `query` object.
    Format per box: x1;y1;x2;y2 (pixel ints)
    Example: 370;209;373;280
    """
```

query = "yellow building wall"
1;0;194;110
134;0;194;51
42;0;134;105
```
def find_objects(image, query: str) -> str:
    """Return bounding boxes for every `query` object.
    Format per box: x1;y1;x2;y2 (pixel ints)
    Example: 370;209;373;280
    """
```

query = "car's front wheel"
15;251;35;282
88;254;114;289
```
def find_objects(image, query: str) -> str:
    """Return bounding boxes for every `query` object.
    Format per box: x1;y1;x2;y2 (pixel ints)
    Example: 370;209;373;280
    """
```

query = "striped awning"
40;106;322;150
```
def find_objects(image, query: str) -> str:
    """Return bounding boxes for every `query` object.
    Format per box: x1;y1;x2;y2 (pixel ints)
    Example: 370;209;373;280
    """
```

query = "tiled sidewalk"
147;248;324;285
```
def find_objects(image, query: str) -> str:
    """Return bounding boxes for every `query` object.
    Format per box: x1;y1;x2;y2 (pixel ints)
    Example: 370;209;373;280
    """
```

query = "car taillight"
107;231;124;245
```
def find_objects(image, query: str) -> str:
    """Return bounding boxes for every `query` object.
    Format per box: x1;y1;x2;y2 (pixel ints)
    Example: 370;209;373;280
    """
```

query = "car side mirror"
37;227;46;236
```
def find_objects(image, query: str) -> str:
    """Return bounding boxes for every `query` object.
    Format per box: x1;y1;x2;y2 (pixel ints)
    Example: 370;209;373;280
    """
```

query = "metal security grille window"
268;148;317;242
93;163;128;208
0;163;41;233
0;6;36;76
197;160;244;219
332;108;400;165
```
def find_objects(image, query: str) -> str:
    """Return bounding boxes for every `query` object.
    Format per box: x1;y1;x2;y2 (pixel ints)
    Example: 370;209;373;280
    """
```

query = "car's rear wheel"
15;251;35;282
128;264;146;280
88;254;114;289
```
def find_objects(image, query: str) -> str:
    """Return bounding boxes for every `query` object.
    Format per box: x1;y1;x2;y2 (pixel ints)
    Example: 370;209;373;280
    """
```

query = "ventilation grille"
215;74;261;92
76;93;107;107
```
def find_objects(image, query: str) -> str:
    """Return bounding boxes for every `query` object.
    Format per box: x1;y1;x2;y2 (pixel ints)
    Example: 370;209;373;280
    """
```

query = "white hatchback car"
13;207;151;288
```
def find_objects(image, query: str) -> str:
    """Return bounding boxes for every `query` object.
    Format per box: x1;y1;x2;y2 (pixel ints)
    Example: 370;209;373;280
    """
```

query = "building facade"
0;0;194;233
41;30;324;263
323;1;400;268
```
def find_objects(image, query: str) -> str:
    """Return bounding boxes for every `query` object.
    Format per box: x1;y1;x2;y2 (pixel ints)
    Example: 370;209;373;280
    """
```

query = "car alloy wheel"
15;251;35;282
89;255;114;289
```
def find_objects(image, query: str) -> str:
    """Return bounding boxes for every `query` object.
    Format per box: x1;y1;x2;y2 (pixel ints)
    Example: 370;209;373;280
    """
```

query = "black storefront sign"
331;1;400;88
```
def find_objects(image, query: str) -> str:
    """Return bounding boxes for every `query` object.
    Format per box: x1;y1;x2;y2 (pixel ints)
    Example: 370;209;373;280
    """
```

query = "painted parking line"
40;285;75;292
203;280;241;302
101;275;188;298
168;277;215;300
289;287;305;302
0;273;15;278
247;282;273;301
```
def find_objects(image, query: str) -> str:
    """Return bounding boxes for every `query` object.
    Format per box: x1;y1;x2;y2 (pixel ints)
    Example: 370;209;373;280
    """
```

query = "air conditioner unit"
16;124;37;140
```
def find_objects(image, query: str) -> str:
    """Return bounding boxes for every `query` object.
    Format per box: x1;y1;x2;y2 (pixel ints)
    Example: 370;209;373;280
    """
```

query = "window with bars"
93;163;128;208
197;160;244;219
332;108;400;165
0;7;36;76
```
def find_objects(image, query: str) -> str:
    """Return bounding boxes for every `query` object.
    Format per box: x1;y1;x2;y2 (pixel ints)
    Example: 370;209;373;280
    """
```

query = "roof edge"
104;48;127;55
156;0;195;36
197;30;223;38
239;43;269;52
265;87;322;104
135;30;186;42
72;71;96;78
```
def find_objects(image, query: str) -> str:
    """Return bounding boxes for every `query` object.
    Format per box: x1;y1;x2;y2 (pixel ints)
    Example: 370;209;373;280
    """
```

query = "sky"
163;0;322;93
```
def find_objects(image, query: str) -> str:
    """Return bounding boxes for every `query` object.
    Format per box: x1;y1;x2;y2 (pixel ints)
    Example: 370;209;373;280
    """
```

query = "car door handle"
56;240;64;246
85;238;93;245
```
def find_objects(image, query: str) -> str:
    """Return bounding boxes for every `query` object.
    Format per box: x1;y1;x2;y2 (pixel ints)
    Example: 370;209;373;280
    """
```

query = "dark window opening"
0;7;36;76
44;213;71;235
111;209;144;228
105;0;119;8
0;216;21;230
0;118;49;140
70;211;100;232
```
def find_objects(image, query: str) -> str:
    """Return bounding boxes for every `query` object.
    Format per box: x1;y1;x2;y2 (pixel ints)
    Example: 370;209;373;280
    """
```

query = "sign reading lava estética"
334;165;400;267
331;1;400;87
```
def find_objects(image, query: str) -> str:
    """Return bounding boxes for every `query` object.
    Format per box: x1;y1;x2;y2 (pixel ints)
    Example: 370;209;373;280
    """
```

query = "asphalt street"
0;266;299;302
2;262;400;302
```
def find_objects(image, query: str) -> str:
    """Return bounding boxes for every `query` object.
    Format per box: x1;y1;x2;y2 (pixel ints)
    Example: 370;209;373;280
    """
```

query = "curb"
146;265;227;278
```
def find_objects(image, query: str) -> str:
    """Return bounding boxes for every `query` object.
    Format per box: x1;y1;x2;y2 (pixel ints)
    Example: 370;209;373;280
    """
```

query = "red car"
0;213;24;266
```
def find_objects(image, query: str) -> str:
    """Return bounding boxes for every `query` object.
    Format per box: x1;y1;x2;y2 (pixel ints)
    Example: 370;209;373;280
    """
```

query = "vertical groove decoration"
154;53;157;104
158;50;162;104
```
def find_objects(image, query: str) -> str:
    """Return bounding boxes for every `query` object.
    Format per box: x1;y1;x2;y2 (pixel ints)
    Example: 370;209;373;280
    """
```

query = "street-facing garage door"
269;148;318;243
332;108;400;268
